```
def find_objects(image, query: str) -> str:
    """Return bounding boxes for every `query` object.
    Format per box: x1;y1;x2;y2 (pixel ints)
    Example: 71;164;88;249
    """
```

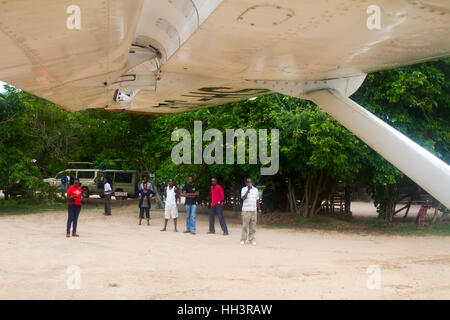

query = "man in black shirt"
182;176;199;234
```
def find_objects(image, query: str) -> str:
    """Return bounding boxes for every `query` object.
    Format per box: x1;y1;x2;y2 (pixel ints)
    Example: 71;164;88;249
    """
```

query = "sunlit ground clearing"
0;203;449;300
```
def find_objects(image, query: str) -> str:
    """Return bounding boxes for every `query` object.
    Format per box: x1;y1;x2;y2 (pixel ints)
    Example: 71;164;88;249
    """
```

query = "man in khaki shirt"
240;178;262;246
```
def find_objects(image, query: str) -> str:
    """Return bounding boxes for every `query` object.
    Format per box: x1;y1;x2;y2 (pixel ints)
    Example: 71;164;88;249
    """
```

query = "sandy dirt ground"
0;201;449;300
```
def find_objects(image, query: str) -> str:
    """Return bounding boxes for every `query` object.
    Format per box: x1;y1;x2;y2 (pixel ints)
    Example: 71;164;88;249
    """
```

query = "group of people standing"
65;175;262;245
155;176;262;245
156;177;230;237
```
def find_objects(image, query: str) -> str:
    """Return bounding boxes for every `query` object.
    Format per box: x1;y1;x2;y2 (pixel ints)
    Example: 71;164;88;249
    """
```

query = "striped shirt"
241;186;259;212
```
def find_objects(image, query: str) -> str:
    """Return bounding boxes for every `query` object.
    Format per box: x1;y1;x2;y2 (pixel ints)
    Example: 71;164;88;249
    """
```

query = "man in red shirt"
66;178;82;238
208;178;229;235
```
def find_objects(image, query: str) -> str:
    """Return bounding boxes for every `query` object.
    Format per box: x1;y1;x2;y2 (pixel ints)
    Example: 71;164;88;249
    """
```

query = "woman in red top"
66;178;82;238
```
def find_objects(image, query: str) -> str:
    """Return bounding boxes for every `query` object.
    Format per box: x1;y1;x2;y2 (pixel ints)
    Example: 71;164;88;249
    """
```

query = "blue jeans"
185;204;197;232
67;204;81;235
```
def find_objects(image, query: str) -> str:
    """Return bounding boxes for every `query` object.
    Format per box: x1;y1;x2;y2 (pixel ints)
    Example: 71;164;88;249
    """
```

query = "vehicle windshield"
77;171;95;179
55;171;68;179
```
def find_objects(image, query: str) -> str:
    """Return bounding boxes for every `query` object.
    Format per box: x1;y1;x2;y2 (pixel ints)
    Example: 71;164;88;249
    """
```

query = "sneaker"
174;229;178;232
223;232;229;236
72;234;80;237
184;230;191;233
160;228;167;232
191;232;196;235
207;231;215;234
66;234;70;238
240;240;245;245
251;239;256;246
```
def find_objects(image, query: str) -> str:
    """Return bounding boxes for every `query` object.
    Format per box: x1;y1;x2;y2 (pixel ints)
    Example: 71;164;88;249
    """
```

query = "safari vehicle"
97;170;141;199
1;183;26;199
43;169;103;198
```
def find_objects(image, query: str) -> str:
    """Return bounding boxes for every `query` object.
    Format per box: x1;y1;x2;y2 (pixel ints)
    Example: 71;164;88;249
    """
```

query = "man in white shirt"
240;178;261;246
103;177;112;216
161;178;179;232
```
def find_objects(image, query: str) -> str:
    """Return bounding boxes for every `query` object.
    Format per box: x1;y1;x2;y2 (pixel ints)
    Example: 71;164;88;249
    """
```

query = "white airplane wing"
1;0;449;113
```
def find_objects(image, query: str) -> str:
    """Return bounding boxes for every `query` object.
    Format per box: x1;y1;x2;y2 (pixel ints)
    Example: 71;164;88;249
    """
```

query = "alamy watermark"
66;5;81;30
66;265;81;290
171;121;279;175
367;5;381;30
366;265;381;290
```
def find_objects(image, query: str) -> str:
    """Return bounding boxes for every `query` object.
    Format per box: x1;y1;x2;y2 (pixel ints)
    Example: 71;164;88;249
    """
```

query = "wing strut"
306;89;450;208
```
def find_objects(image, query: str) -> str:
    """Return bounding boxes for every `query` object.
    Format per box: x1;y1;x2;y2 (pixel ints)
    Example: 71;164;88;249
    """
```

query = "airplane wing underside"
0;0;450;113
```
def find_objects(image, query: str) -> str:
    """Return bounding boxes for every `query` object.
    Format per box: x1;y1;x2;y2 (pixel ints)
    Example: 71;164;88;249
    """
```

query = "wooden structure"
321;187;351;215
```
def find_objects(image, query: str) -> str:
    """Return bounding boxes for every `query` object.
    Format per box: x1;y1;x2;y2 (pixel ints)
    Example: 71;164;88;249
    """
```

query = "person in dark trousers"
182;176;199;234
208;178;229;235
138;183;156;225
103;177;112;216
66;178;82;238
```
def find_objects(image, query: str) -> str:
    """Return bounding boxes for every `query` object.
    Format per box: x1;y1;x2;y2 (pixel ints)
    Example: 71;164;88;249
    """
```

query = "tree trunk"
287;178;299;214
303;177;310;217
431;204;442;225
310;172;325;217
344;186;352;216
386;189;396;222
